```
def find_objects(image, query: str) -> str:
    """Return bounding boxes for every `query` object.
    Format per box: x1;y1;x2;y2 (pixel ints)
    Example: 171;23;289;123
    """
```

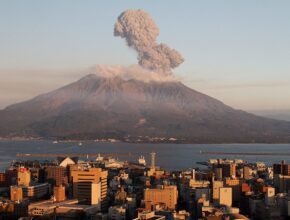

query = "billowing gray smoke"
114;9;184;74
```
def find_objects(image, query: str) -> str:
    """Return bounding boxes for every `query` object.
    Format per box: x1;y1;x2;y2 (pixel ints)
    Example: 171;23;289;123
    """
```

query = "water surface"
0;140;289;171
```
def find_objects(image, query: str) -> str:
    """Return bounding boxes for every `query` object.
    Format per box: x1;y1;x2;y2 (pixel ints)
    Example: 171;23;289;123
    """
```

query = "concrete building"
0;172;6;187
5;168;17;186
265;187;275;206
274;174;290;193
108;205;126;220
17;168;31;187
144;185;178;210
255;202;281;220
225;179;240;203
243;166;252;180
133;211;165;220
28;199;78;217
195;188;211;201
45;166;68;187
221;163;236;178
212;181;223;202
189;179;210;188
91;182;101;209
215;168;223;180
0;201;29;219
71;167;108;210
56;204;98;220
22;183;49;199
28;199;98;219
54;185;66;202
273;160;290;176
172;210;190;220
288;200;290;217
219;187;232;207
115;186;127;204
10;185;23;202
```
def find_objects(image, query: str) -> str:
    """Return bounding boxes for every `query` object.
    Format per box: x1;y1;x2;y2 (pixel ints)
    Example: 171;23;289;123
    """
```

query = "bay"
0;140;290;171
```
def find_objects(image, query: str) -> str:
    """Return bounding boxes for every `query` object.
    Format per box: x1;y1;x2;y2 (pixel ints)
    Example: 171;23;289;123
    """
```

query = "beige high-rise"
71;168;108;211
219;187;232;207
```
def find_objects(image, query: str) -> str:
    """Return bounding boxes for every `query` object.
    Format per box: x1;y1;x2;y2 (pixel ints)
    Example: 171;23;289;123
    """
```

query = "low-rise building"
133;211;165;220
144;185;178;210
108;205;126;220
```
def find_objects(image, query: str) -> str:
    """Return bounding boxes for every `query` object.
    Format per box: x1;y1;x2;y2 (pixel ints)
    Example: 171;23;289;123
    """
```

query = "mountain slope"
1;74;290;143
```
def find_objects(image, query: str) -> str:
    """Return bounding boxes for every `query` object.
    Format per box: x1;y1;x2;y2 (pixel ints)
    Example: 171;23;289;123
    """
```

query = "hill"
1;74;290;143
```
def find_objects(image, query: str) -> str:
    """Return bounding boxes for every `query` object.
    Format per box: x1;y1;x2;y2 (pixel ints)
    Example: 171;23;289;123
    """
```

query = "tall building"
274;174;290;193
0;172;6;187
273;163;283;175
71;168;108;211
5;168;17;186
45;166;68;187
30;167;45;183
215;168;223;180
10;186;23;202
144;185;178;210
273;162;290;192
219;187;232;207
273;160;290;175
92;182;101;209
225;179;241;203
17;167;31;186
212;160;236;179
282;164;290;176
54;185;66;202
243;166;252;180
212;180;223;202
221;163;236;178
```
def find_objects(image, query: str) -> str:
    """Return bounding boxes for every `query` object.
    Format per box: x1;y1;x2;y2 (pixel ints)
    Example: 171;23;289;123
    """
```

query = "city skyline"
1;1;290;112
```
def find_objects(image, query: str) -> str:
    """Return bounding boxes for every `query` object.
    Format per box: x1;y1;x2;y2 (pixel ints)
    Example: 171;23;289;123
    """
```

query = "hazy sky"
1;1;290;111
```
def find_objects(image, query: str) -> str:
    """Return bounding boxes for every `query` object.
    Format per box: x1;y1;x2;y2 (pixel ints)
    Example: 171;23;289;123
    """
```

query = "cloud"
213;81;290;89
90;64;179;82
0;68;84;109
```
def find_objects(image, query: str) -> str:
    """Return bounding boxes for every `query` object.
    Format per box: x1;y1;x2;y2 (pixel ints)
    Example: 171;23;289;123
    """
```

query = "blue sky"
0;1;290;111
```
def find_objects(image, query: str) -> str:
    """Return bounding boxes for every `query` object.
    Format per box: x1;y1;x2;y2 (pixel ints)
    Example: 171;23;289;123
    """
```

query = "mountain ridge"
1;74;290;143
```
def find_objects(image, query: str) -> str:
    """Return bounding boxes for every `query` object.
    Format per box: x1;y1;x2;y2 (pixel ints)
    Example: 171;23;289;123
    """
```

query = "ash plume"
91;65;178;82
114;9;184;74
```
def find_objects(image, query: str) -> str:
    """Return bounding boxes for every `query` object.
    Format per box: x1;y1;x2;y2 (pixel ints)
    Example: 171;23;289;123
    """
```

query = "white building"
219;187;232;207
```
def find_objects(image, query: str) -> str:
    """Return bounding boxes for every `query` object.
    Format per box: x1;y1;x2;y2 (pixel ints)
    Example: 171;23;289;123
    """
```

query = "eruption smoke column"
114;9;184;74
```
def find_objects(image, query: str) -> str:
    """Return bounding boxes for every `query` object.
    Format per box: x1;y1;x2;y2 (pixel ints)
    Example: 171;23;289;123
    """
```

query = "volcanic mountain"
1;74;290;143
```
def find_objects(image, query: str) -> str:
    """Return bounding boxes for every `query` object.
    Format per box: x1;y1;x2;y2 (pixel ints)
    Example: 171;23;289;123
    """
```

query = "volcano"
1;74;290;143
